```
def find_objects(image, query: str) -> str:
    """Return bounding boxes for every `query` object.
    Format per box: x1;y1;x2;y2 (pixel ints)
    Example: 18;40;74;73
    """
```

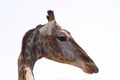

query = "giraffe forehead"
39;20;55;35
59;29;71;38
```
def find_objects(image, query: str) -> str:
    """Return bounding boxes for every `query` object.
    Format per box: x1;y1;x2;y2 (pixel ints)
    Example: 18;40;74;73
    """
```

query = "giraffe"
18;10;99;80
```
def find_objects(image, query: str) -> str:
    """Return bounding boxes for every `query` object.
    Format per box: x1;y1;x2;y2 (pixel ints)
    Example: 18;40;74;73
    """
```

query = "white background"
0;0;120;80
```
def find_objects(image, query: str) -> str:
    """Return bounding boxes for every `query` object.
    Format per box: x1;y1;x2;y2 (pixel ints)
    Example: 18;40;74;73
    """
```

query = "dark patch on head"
34;34;39;42
47;10;54;15
46;10;55;21
46;16;49;20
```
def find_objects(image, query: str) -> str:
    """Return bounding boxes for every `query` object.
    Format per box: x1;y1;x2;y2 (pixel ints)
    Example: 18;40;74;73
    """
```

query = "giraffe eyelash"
56;35;67;41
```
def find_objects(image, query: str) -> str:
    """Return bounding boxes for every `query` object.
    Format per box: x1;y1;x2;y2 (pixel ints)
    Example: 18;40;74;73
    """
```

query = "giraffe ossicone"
18;10;99;80
39;20;55;35
39;20;61;36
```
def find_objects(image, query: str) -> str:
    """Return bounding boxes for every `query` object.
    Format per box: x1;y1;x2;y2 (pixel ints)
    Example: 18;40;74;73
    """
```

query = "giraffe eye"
56;35;67;41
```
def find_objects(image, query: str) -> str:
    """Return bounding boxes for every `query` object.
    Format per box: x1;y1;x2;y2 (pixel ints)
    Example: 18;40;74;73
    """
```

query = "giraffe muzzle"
70;60;99;74
81;62;99;74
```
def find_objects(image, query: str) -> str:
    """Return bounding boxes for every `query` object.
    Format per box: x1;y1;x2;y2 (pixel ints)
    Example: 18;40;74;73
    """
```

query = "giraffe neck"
18;25;44;80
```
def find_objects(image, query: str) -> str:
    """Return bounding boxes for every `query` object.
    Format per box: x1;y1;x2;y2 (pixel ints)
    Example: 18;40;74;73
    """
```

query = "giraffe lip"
82;63;99;74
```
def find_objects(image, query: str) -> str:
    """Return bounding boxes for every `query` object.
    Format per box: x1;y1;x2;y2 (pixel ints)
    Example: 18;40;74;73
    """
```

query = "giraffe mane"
21;29;35;54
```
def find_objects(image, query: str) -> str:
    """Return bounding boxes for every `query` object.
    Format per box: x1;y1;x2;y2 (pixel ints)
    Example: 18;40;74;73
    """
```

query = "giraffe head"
35;10;98;74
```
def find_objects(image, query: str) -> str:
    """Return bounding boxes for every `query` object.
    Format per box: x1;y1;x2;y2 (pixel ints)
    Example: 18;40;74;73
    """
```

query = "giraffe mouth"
81;62;99;74
70;61;99;74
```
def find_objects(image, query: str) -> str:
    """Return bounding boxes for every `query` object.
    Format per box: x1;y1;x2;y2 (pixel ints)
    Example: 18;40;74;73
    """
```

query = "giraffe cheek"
62;52;75;62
